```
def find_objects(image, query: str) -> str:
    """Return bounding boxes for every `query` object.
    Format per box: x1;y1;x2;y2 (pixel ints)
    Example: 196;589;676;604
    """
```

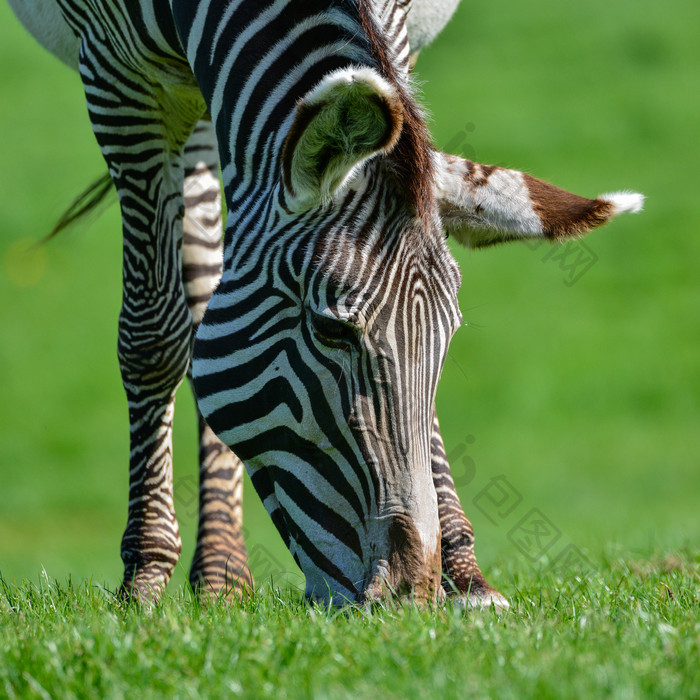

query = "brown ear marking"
368;92;404;155
461;162;498;191
524;174;614;238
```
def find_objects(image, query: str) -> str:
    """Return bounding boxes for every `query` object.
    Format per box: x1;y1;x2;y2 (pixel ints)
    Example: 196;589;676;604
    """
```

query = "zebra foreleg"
188;416;252;598
77;39;205;601
431;412;510;610
115;203;190;603
181;121;252;598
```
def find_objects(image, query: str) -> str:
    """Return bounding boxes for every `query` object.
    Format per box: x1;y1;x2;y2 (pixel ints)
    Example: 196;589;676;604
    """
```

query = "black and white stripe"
174;0;463;601
11;0;641;605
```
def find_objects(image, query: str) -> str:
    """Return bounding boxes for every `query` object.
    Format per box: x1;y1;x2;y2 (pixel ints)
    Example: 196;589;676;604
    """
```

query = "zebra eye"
310;312;361;350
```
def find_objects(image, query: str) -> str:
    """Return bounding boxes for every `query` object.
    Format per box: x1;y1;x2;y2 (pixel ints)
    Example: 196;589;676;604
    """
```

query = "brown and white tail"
435;153;644;248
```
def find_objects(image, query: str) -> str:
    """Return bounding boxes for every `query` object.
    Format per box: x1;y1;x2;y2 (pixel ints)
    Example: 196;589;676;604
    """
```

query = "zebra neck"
173;0;409;192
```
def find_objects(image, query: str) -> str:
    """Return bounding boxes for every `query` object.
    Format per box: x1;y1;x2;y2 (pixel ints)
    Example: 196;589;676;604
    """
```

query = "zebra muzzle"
361;513;443;605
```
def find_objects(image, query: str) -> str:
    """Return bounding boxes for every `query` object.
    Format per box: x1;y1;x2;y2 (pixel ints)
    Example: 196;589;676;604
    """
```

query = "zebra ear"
281;68;404;208
435;152;644;248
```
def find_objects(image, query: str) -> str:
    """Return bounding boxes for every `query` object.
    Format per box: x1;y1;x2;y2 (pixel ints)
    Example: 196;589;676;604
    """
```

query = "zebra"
8;0;643;606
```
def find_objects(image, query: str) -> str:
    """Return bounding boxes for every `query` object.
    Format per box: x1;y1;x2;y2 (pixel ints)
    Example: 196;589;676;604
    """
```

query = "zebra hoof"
463;588;510;613
448;588;510;613
443;570;510;612
189;557;253;602
118;577;166;607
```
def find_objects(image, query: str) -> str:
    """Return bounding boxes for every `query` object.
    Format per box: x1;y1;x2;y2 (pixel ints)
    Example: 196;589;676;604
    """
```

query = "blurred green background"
0;0;698;592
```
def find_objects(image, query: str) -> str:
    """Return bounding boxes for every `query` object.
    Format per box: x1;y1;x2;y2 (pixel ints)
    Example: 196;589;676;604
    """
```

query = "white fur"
405;0;462;52
7;0;79;69
456;589;511;613
434;153;544;247
476;169;543;233
303;66;399;116
599;191;645;215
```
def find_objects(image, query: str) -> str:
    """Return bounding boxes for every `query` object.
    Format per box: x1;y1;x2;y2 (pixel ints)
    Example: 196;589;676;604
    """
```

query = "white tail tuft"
599;190;645;215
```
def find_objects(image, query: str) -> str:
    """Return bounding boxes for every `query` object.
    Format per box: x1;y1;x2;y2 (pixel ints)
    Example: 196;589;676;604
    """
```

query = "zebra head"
193;65;456;604
190;8;642;606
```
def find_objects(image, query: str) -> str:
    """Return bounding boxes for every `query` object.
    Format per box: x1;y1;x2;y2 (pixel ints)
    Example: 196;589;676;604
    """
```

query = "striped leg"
77;42;202;601
431;411;509;610
181;120;252;597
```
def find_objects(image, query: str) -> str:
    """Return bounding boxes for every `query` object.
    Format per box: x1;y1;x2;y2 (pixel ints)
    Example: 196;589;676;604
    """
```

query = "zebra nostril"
360;559;390;604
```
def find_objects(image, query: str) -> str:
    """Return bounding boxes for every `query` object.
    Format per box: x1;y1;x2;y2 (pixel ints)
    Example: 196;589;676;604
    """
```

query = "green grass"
0;0;699;696
2;551;698;699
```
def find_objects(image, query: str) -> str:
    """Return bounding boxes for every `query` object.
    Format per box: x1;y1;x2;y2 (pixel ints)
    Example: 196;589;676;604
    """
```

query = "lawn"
0;0;698;695
1;552;698;698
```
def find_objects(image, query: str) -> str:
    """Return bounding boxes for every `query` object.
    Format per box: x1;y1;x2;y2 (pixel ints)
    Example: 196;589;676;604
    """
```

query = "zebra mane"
357;1;435;223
